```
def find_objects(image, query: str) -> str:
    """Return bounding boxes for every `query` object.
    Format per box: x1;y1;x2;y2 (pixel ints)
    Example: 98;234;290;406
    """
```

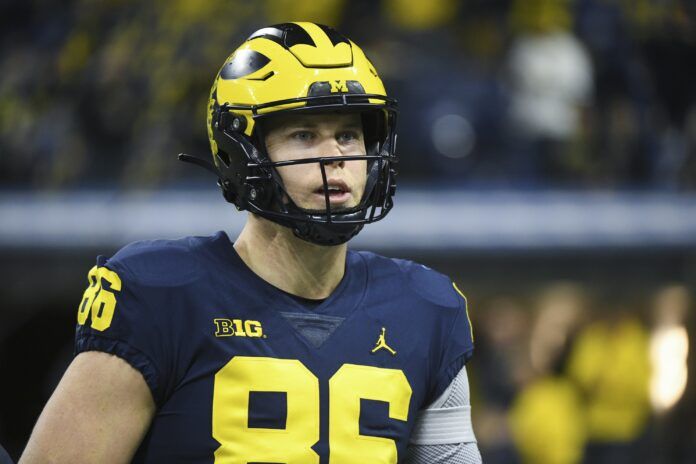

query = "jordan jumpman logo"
371;327;396;356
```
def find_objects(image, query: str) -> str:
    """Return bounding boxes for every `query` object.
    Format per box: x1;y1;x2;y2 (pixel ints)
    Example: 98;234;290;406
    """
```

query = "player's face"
263;113;368;212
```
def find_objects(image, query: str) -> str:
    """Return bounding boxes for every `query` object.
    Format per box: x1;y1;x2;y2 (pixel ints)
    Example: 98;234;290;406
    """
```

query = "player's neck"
233;214;347;300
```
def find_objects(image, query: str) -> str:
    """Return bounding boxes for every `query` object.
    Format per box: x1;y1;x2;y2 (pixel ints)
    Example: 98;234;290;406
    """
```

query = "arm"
20;351;155;464
405;366;482;464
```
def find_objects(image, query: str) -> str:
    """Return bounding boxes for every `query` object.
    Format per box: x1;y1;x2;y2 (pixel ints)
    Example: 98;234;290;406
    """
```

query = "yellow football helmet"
183;22;398;245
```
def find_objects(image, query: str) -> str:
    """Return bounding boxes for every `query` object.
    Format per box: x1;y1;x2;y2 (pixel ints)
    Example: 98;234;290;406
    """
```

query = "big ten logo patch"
214;318;265;338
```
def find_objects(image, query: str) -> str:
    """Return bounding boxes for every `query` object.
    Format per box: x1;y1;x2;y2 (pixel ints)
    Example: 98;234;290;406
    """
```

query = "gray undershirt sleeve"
405;366;483;463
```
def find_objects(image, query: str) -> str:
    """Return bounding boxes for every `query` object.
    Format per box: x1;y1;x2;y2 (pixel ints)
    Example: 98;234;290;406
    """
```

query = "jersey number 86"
213;357;413;464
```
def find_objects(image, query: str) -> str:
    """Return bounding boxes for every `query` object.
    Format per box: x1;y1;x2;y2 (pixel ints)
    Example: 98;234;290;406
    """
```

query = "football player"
21;23;481;463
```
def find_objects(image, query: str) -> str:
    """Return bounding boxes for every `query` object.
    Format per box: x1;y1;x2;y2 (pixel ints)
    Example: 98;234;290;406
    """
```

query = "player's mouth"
313;179;352;205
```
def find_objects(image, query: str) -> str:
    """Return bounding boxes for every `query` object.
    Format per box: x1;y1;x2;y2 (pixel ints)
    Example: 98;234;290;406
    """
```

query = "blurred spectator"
505;0;594;185
528;283;587;374
1;0;695;189
509;283;589;464
573;0;657;187
648;285;695;463
566;306;651;464
0;0;264;188
631;0;696;189
383;0;459;31
263;0;346;25
370;0;511;183
474;296;531;463
509;375;586;464
649;285;690;415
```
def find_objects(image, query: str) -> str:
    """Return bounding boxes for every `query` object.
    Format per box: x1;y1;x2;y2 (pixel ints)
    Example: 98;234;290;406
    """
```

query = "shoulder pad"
357;252;460;309
105;236;207;286
393;259;460;309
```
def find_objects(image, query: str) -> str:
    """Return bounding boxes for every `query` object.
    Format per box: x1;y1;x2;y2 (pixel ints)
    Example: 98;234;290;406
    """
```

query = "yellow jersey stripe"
453;282;474;342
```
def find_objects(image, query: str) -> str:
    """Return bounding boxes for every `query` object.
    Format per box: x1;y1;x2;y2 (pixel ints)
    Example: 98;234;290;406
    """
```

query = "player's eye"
337;130;360;144
290;130;314;142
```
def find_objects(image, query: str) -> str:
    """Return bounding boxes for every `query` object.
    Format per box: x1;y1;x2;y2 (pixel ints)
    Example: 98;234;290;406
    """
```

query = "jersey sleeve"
74;254;173;406
429;282;475;404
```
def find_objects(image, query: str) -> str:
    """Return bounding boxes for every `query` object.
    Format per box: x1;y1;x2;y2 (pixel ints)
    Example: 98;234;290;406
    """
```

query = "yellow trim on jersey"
453;282;474;343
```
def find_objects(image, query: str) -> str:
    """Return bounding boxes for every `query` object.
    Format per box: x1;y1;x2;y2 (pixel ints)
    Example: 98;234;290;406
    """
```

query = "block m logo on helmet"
330;80;348;93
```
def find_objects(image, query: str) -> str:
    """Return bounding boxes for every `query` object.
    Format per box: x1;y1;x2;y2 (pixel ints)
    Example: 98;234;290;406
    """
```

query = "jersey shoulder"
353;250;462;310
355;250;475;394
76;234;229;398
104;234;221;287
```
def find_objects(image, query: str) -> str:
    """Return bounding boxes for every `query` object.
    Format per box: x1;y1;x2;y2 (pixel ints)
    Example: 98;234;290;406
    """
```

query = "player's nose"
317;138;345;168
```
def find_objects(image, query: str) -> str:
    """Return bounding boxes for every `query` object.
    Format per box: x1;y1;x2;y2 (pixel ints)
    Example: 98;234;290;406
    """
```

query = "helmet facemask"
212;101;398;246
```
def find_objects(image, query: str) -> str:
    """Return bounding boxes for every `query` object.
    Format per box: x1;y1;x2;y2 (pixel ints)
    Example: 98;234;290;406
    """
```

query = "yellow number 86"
77;265;122;331
213;357;412;464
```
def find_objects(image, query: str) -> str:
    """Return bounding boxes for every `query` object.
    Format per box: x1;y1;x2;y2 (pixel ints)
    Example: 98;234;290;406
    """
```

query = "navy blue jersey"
74;231;474;464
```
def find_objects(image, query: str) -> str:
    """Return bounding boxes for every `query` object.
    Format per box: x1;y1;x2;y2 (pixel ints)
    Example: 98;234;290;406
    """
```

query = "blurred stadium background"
1;0;696;462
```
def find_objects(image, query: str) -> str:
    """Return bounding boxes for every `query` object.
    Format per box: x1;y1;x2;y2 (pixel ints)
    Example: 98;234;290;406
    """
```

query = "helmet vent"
220;50;271;80
316;24;350;47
